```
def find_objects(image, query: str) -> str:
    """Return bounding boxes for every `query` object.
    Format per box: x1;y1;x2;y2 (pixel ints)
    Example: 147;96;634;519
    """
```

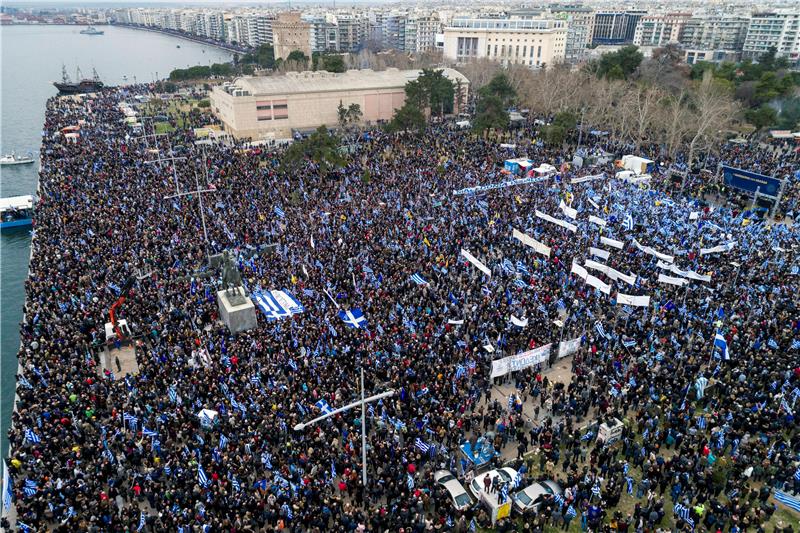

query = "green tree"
594;45;643;80
402;69;456;118
282;125;344;177
321;54;346;73
347;103;362;124
337;101;348;129
777;97;800;130
479;72;516;105
472;94;509;133
286;50;309;64
744;105;778;129
542;124;567;145
552;110;577;130
388;104;426;133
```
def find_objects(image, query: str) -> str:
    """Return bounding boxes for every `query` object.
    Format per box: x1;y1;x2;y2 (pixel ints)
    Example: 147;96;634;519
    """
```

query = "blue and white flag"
231;476;241;492
338;308;367;329
566;505;577;518
512;471;523;489
23;479;37;497
252;289;304;321
274;206;285;218
407;473;415;489
622;337;636;348
501;259;515;275
514;279;527;289
219;434;229;450
262;452;273;470
674;503;694;528
137;512;146;532
315;399;333;415
414;438;430;453
410;273;429;286
623;213;634;231
714;332;731;360
516;261;529;275
198;463;210;487
500;483;509;503
24;428;41;444
594;322;608;339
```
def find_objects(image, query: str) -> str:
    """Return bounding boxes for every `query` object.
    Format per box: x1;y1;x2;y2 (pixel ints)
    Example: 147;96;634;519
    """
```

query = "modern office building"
546;4;595;63
742;11;800;62
443;17;567;68
592;10;646;45
210;68;469;140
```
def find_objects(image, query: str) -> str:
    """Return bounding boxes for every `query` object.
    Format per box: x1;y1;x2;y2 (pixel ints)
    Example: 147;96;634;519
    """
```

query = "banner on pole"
600;236;623;249
559;200;578;219
589;215;607;227
616;293;650;307
590;247;610;260
658;273;688;286
558;337;582;359
461;249;491;277
535;210;578;233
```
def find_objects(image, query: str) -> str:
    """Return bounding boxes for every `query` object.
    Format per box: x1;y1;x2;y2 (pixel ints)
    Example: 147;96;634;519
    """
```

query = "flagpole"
361;367;368;492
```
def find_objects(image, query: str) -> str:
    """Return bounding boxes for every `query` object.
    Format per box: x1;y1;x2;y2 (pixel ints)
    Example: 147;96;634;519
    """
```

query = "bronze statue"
220;250;247;299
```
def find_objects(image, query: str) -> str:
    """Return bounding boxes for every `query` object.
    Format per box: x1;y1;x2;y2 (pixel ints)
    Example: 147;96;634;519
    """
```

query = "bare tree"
456;58;502;92
629;83;664;151
659;89;694;159
685;71;739;168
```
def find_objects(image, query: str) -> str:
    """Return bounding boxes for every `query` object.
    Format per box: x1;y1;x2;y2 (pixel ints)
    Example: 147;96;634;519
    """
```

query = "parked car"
513;480;564;514
434;470;472;511
467;467;518;500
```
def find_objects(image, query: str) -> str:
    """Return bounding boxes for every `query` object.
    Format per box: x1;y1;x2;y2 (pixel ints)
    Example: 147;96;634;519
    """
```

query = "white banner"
609;268;637;286
559;199;578;219
616;293;650;307
461;249;491;277
633;239;674;263
589;215;607;227
512;228;551;257
590;247;610;260
689;211;700;220
584;258;607;272
585;274;611;294
570;261;588;279
657;261;711;282
535;210;578;233
587;198;600;209
571;173;606;184
658;273;688;286
558;337;582;358
490;344;552;378
684;270;712;282
453;176;549;196
511;315;528;327
700;242;736;255
600;236;624;249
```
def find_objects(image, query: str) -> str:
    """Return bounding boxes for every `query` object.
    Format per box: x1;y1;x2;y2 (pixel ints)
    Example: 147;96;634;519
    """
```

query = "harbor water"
0;24;232;458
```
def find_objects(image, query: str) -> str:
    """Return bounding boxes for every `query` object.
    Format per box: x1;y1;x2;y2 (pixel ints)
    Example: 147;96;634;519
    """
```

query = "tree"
388;104;426;133
337;101;349;129
321;54;346;73
480;72;516;105
286;50;309;64
629;84;664;150
685;71;739;168
658;89;694;159
745;105;778;130
593;46;643;80
347;103;362;124
472;94;509;134
242;44;275;69
282;125;344;177
403;69;456;118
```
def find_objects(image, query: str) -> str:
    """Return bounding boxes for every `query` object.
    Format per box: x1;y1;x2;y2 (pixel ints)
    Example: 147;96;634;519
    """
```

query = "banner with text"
490;344;552;378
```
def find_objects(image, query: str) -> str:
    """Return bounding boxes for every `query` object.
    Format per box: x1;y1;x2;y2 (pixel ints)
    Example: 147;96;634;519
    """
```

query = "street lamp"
293;368;394;490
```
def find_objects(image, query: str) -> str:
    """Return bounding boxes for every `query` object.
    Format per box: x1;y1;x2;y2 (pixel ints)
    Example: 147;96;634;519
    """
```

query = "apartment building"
443;17;567;68
546;4;594;63
678;15;750;53
742;11;800;62
633;13;691;47
405;13;441;53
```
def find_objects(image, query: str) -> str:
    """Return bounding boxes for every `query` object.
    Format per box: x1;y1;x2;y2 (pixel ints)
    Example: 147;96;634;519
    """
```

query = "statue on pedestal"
220;250;247;305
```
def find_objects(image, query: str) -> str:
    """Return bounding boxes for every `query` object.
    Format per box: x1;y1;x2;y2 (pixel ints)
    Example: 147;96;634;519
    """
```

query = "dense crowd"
3;85;799;533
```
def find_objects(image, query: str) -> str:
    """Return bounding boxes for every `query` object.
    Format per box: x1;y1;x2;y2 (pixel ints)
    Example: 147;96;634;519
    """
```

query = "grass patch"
154;122;175;135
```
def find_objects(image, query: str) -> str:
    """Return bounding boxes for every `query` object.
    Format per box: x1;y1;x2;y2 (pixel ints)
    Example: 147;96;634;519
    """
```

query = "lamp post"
294;368;394;490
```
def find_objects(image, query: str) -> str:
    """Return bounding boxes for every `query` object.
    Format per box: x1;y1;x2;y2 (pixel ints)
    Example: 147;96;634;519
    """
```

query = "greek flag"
591;483;601;497
501;259;515;274
252;289;304;320
514;279;527;289
410;273;428;286
315;399;333;415
768;338;779;349
516;261;529;275
500;483;509;503
262;452;273;470
231;477;241;492
774;490;800;513
3;464;12;512
18;375;33;389
123;413;138;430
674;503;694;528
594;322;608;339
274;206;285;218
142;426;158;438
198;463;210;487
623;213;634;231
137;512;146;531
23;479;37;497
414;438;430;453
697;416;706;429
282;502;293;520
714;332;731;360
338;308;367;329
566;505;577;518
24;428;41;444
219;434;229;449
455;365;467;380
626;476;634;494
792;339;800;350
470;518;477;532
512;472;523;489
481;285;491;296
168;386;178;404
407;473;415;489
622;337;636;348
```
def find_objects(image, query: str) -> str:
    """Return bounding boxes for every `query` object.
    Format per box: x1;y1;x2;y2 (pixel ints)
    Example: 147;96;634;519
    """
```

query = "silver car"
513;480;564;514
434;470;473;511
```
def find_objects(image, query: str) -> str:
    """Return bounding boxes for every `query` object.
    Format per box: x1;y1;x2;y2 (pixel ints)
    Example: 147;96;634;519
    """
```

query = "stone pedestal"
217;287;257;334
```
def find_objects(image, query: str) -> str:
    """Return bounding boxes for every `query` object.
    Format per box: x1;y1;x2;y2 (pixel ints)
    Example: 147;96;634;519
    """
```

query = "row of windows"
488;44;544;58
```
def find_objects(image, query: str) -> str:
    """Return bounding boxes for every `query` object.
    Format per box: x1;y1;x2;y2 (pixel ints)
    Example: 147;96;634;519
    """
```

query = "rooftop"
222;68;469;97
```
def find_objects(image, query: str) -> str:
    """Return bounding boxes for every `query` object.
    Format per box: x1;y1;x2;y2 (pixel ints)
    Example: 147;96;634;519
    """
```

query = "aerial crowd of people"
3;84;799;533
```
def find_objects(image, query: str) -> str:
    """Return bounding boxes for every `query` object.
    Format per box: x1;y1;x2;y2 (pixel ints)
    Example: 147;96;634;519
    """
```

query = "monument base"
217;287;257;334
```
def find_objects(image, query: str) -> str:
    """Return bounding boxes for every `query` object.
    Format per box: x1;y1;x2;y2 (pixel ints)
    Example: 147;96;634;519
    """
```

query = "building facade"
546;5;595;63
742;11;800;62
633;13;691;47
272;11;312;60
209;68;469;140
592;11;646;45
443;18;567;68
678;15;749;54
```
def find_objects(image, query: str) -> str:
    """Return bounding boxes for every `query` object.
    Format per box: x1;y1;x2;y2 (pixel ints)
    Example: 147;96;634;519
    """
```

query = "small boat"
80;26;104;35
0;152;35;165
176;45;181;48
0;195;34;231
